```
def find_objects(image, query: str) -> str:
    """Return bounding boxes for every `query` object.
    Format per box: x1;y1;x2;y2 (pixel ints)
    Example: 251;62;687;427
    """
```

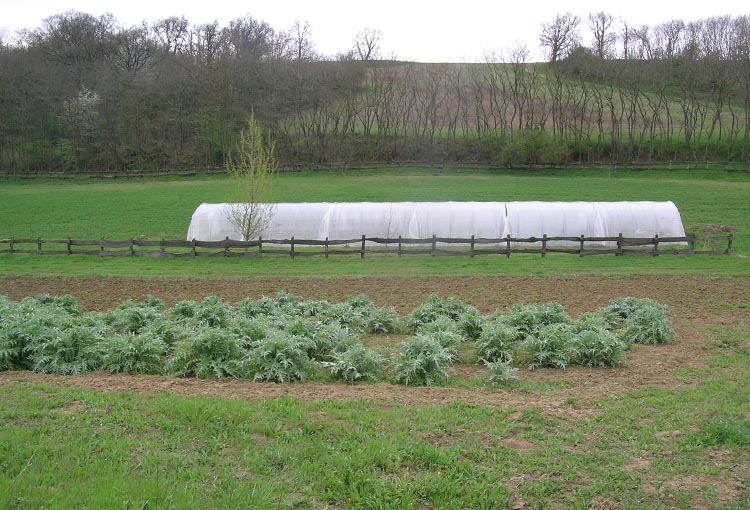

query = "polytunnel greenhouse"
186;202;686;247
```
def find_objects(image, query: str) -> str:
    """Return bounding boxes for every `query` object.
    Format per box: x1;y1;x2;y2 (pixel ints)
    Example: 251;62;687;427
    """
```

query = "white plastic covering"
186;201;685;246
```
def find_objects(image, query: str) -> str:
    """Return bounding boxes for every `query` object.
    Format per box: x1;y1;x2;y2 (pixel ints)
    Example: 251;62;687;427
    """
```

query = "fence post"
9;237;13;255
617;233;623;256
258;236;263;258
506;234;511;259
710;235;715;254
653;234;659;256
579;235;585;257
190;238;196;258
37;238;42;255
726;234;733;255
325;237;329;258
470;235;475;258
360;235;366;259
431;234;436;256
291;236;295;259
541;234;547;257
224;236;229;257
67;238;72;256
398;235;402;257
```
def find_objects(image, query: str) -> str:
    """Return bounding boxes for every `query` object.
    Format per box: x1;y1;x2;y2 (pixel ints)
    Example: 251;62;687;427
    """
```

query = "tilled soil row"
1;275;747;412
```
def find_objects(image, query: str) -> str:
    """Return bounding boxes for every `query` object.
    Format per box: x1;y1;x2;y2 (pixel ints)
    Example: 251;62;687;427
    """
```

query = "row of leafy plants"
0;292;673;386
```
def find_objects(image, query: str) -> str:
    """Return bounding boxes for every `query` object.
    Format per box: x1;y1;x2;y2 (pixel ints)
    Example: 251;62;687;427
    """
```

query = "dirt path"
1;275;747;414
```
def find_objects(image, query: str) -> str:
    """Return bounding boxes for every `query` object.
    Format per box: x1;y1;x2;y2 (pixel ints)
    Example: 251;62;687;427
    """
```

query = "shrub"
619;306;674;345
329;344;384;383
142;319;187;346
107;305;161;334
523;323;574;370
166;328;246;378
42;294;82;315
569;328;626;367
320;303;367;332
246;333;313;383
237;296;277;318
347;293;375;310
365;307;401;334
229;316;271;347
605;297;651;320
571;311;617;332
170;300;198;321
605;297;674;344
195;296;232;328
29;324;104;375
475;321;519;363
442;296;474;320
405;294;447;332
503;302;570;338
298;299;333;318
392;335;453;386
101;332;167;374
485;359;518;385
457;309;485;341
417;315;459;335
415;330;462;361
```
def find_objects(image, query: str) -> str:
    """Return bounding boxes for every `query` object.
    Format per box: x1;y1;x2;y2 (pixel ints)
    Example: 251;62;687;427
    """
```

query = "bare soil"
1;275;748;415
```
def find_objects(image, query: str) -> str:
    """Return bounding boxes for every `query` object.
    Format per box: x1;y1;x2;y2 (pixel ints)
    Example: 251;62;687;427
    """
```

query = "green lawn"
1;167;748;277
1;324;748;509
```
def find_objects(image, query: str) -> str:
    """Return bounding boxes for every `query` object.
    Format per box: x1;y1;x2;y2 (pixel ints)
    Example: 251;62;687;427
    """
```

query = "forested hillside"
2;11;750;173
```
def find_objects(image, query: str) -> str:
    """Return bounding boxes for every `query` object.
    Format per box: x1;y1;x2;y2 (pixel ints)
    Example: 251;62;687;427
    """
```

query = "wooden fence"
0;234;733;259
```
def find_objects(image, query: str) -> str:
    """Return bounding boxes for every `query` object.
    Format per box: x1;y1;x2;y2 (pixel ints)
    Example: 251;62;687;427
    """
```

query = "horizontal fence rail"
0;234;733;259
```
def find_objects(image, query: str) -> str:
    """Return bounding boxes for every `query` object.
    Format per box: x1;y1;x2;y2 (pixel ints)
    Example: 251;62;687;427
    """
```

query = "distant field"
1;167;748;277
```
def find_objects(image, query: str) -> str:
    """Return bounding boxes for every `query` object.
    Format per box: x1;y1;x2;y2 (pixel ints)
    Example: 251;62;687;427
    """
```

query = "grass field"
1;167;749;509
1;167;748;277
1;322;748;509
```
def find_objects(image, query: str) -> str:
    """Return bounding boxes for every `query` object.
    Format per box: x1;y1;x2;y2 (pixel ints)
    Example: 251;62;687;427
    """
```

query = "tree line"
1;11;749;174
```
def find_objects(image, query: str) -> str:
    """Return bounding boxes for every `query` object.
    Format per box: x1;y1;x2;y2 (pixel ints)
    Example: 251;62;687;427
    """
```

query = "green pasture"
1;167;748;277
1;324;748;509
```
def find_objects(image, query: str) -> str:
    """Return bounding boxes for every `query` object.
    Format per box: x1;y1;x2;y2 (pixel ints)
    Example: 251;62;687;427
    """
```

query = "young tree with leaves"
225;112;276;241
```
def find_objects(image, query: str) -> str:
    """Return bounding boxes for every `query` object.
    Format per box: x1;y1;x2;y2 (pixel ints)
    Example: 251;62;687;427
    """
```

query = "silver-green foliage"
30;323;105;375
504;302;570;338
569;328;626;367
365;306;401;334
101;332;167;374
166;328;246;378
607;297;674;345
475;321;519;363
524;323;575;370
330;344;385;383
247;333;313;383
392;335;453;386
484;359;518;385
457;309;485;341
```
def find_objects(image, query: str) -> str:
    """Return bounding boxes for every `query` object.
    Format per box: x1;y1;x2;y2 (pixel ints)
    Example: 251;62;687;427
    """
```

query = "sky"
1;0;747;62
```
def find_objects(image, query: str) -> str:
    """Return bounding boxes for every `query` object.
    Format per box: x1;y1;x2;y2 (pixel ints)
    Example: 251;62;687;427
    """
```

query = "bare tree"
111;23;155;75
353;28;381;61
152;16;188;54
540;13;581;63
225;112;277;241
291;20;315;61
654;20;685;59
589;11;616;59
